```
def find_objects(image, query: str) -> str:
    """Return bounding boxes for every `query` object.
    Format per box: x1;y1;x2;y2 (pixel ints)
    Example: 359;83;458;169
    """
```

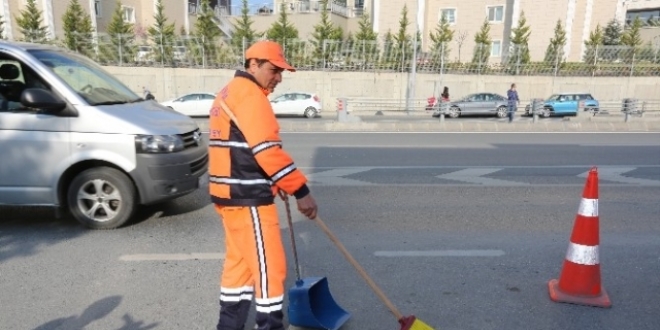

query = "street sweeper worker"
208;40;318;330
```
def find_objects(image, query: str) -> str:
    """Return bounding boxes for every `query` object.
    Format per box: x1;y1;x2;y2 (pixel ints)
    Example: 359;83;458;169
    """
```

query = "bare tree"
455;30;468;62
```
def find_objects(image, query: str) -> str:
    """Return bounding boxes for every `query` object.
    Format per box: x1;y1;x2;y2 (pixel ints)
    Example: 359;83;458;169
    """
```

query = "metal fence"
28;33;660;77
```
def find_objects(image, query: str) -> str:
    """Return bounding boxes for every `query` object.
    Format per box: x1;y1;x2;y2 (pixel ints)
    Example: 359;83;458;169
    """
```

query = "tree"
231;0;261;50
622;16;643;47
393;4;412;64
62;0;94;56
583;24;604;65
429;15;453;60
266;3;299;44
0;15;5;40
603;19;623;46
101;0;134;64
472;18;491;65
621;16;644;63
310;0;343;63
353;13;378;64
544;19;566;64
507;11;531;72
381;29;396;65
148;0;176;64
192;0;222;66
455;30;468;62
16;0;49;43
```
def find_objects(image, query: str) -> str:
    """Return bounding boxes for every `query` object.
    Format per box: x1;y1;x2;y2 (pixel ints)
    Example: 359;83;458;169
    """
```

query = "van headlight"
135;135;184;153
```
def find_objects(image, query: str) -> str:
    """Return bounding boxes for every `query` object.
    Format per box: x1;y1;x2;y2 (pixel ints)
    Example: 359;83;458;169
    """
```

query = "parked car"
524;93;600;117
134;45;154;63
161;92;216;117
432;93;509;118
270;92;322;118
0;41;208;229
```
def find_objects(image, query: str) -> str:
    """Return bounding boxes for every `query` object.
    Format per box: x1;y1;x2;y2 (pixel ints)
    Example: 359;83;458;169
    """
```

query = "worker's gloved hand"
296;194;318;220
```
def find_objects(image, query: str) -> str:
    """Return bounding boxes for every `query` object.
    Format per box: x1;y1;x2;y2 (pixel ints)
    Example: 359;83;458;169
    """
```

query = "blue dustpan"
288;277;351;329
282;195;351;330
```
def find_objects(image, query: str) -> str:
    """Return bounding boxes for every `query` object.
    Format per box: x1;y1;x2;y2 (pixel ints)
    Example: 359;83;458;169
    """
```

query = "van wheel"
67;167;136;229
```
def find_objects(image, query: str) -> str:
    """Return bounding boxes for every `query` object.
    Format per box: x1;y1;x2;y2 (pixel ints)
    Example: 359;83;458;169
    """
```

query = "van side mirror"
20;88;67;112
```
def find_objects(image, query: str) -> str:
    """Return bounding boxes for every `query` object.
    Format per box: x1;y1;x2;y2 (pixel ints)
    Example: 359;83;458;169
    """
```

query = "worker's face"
248;60;284;92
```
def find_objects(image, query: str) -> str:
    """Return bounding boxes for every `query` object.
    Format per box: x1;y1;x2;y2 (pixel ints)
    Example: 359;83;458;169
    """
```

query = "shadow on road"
33;295;158;330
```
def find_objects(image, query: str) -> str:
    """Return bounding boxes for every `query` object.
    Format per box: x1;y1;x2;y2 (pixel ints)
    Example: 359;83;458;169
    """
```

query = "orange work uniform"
209;70;310;330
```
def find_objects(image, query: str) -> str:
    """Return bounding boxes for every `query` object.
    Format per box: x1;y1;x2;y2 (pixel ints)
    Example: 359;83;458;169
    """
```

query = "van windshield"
27;49;141;106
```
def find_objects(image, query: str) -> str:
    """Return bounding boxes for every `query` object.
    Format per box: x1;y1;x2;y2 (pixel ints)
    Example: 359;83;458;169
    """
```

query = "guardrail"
336;97;660;123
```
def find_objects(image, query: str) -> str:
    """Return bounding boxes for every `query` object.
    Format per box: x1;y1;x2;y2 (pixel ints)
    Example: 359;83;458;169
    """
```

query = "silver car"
433;93;510;118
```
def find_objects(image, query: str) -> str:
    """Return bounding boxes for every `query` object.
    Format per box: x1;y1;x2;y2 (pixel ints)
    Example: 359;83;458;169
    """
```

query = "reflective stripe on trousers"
215;204;286;330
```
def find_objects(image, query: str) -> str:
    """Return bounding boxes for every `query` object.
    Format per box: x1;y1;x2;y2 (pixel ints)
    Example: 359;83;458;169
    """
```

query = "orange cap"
245;40;296;72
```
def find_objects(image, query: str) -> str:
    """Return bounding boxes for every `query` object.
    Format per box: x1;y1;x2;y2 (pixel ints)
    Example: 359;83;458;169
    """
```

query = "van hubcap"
77;179;122;222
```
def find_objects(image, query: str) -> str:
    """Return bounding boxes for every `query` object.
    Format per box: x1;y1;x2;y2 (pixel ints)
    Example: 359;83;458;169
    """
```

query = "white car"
270;92;322;118
160;92;216;117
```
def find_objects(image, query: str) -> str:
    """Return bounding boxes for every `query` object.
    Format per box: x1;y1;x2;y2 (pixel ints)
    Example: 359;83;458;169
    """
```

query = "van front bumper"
130;143;208;205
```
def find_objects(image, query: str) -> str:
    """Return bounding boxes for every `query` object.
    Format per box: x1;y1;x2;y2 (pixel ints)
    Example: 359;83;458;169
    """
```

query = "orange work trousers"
215;204;286;330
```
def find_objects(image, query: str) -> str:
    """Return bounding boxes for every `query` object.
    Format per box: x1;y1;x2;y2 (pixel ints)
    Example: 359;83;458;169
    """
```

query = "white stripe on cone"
578;198;599;217
565;242;600;265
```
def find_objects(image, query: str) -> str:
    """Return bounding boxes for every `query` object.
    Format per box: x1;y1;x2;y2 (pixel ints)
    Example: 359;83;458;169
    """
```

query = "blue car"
525;93;600;117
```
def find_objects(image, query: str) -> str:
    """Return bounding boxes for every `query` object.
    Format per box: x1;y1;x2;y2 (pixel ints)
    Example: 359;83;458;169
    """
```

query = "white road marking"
578;167;660;186
436;168;527;186
306;167;374;186
375;250;506;257
119;253;225;261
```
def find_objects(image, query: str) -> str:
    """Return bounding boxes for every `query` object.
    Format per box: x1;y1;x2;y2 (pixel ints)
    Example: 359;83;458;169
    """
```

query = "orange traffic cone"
548;167;612;308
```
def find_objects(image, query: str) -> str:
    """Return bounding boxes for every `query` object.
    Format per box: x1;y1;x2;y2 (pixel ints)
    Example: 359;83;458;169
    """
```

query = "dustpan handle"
314;216;404;321
282;193;302;282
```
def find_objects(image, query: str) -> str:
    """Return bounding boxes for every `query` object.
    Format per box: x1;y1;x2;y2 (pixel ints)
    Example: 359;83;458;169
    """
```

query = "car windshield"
547;94;561;101
27;49;141;106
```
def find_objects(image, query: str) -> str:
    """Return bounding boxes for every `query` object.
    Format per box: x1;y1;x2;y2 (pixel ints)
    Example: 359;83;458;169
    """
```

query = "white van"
0;41;208;229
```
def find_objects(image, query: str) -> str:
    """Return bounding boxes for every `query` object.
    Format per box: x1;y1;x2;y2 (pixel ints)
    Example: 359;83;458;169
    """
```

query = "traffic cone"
548;167;612;308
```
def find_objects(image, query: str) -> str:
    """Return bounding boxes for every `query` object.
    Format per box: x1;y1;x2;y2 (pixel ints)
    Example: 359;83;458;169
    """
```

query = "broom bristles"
399;315;435;330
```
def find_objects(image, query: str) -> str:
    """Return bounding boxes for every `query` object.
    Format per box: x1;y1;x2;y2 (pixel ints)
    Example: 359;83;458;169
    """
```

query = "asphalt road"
1;133;659;330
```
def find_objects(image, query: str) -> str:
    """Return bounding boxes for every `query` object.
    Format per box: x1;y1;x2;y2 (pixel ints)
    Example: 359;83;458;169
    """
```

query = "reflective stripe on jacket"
208;71;310;206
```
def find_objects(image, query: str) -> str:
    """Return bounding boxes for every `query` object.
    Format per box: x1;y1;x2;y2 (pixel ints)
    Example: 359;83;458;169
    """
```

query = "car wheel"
542;108;551;118
304;107;317;118
67;167;136;230
496;106;508;118
448;106;460;118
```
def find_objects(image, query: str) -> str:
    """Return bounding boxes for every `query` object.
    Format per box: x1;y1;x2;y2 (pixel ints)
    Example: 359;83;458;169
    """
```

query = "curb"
195;118;660;132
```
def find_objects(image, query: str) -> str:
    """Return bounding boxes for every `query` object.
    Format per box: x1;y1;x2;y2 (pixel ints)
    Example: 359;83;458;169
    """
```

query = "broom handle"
282;194;302;282
314;216;404;321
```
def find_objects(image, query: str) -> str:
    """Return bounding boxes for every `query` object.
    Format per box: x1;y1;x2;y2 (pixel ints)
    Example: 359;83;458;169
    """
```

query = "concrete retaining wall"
104;66;660;112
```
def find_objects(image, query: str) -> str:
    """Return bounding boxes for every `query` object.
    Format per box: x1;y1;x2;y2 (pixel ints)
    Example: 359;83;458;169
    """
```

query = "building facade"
0;0;658;63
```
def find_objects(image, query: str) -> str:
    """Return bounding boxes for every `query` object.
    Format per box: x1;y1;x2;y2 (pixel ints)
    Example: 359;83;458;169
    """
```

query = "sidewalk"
195;115;660;132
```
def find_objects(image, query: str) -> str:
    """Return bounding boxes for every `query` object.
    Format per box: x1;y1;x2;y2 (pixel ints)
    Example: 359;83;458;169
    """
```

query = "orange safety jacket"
208;71;310;206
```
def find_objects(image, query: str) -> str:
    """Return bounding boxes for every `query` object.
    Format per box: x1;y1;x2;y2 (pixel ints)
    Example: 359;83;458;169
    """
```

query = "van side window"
0;55;53;112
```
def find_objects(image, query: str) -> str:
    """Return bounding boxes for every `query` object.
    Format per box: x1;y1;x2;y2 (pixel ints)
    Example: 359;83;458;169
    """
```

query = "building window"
440;8;456;24
122;6;135;23
94;0;101;17
488;5;504;23
490;40;502;57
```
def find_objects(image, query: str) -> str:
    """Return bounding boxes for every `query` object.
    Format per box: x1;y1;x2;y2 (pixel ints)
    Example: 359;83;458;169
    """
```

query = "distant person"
507;83;519;122
441;86;450;102
142;86;155;100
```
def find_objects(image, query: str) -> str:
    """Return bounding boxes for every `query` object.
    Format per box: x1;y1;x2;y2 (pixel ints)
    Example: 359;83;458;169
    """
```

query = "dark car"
432;93;509;118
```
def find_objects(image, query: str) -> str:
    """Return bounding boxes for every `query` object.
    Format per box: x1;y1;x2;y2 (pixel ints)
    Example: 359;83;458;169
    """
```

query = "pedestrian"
507;83;519;122
142;86;155;100
208;40;318;330
441;86;450;102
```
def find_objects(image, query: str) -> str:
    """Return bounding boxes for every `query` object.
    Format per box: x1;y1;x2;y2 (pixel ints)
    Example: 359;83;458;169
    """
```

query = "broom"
314;216;435;330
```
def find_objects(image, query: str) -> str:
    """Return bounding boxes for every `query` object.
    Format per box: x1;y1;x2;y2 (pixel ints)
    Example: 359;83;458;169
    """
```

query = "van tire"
67;167;136;230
